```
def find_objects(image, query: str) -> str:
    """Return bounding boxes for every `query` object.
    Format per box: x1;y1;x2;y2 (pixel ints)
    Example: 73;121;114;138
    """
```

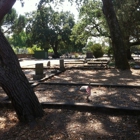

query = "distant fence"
17;54;33;58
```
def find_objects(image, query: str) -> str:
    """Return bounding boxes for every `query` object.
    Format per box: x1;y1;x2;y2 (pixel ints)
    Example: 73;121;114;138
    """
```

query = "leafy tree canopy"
1;8;26;34
113;0;140;46
26;6;75;57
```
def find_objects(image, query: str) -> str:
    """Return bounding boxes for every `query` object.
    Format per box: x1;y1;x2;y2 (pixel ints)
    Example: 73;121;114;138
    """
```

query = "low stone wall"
17;54;33;58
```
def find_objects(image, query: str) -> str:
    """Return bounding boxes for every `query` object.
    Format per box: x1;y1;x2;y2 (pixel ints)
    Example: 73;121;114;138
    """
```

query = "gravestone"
33;63;45;80
86;52;93;58
60;59;65;71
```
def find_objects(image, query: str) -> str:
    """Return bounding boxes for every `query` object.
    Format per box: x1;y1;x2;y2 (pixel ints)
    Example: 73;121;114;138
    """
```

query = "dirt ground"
0;68;140;139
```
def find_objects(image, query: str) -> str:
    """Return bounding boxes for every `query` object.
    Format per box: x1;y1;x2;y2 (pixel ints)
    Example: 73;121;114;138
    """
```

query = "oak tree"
102;0;130;69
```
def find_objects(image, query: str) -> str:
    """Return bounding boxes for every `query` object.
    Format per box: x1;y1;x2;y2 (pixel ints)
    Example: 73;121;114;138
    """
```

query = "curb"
37;82;140;88
0;101;140;116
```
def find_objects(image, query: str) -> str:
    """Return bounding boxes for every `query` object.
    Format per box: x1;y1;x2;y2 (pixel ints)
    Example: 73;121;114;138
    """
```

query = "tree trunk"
102;0;130;70
0;0;16;20
126;46;132;60
0;31;44;122
52;41;59;58
0;0;44;123
124;37;132;60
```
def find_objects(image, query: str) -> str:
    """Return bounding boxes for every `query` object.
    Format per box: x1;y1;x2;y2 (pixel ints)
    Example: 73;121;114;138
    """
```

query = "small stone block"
60;59;65;71
35;63;43;75
47;61;51;67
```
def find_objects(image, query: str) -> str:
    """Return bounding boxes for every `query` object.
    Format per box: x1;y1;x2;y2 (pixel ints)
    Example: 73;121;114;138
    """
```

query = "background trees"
78;1;109;38
70;1;109;55
71;0;138;69
113;0;140;59
26;6;75;58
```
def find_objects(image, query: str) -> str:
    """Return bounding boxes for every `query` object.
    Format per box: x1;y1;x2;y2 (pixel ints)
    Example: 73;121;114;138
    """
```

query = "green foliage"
27;46;42;54
11;46;18;54
31;45;42;51
1;8;17;33
102;45;113;57
26;7;75;57
131;45;140;53
27;48;34;54
70;0;110;55
74;53;79;58
113;0;140;47
14;15;27;34
1;8;26;34
7;31;27;48
89;43;104;58
102;46;108;54
108;46;114;57
78;1;109;37
48;48;54;53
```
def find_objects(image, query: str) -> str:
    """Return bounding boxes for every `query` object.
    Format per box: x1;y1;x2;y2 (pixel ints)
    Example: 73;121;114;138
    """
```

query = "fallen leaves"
0;108;140;139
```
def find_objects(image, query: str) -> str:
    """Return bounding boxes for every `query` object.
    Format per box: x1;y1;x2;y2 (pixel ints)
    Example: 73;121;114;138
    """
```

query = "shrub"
27;48;34;54
32;45;42;51
89;43;104;58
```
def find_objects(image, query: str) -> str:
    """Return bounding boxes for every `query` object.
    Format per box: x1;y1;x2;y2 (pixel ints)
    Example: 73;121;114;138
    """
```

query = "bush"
32;45;42;51
107;46;113;57
27;48;34;54
89;43;104;58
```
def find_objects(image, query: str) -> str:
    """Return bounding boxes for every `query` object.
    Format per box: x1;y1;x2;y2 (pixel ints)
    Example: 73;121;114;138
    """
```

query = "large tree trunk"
126;46;132;60
0;0;44;123
0;31;44;122
102;0;130;70
124;37;132;60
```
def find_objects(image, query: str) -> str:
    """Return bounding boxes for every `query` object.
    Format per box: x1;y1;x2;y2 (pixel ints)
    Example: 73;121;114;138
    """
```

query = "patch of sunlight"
86;121;107;134
68;87;76;92
78;76;85;79
109;116;121;123
0;123;6;129
128;95;139;102
100;78;108;81
0;117;6;122
67;122;81;130
54;76;60;78
64;77;72;80
137;94;140;96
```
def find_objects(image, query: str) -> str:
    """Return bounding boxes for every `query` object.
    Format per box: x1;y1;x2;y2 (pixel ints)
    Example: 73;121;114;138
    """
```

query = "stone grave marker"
47;61;50;67
60;59;65;71
33;63;45;80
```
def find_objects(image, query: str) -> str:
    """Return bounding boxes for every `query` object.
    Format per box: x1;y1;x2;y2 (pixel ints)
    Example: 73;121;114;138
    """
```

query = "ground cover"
0;68;140;139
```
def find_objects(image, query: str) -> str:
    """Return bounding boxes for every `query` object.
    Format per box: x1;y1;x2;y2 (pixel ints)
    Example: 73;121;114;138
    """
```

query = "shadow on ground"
0;108;140;139
0;68;140;139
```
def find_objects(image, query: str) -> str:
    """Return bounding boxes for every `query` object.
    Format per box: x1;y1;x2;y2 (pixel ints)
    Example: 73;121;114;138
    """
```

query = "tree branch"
0;0;16;21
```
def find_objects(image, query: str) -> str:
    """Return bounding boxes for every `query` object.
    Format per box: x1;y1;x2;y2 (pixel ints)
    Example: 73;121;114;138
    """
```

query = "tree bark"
0;0;44;123
102;0;130;70
52;41;59;58
124;36;132;60
0;31;44;122
0;0;16;20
